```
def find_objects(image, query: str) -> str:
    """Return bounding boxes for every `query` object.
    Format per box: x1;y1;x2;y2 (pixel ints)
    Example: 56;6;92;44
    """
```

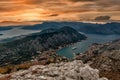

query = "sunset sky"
0;0;120;26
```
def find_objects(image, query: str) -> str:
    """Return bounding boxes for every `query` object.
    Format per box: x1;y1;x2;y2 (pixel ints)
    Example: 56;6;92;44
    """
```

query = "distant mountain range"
22;22;120;35
0;22;120;35
0;27;86;66
0;27;13;31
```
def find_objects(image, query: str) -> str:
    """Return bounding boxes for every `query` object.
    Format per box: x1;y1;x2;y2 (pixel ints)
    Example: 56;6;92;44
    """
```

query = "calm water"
57;33;120;59
1;28;120;59
0;27;41;42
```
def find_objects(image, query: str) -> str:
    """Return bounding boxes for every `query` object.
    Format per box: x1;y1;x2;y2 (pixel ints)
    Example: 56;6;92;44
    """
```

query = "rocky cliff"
0;60;108;80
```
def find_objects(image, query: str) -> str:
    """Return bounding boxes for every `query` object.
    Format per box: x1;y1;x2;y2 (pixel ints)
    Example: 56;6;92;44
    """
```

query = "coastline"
0;39;85;74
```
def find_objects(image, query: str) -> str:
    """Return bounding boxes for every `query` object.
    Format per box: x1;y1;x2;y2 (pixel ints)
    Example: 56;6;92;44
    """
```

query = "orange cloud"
0;0;120;26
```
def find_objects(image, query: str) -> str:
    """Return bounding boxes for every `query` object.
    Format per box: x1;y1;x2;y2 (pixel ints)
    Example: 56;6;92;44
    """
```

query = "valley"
0;27;86;67
0;0;120;79
0;22;120;80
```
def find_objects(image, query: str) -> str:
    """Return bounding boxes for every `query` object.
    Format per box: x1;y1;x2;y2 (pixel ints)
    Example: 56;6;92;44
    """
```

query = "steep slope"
0;26;86;67
76;39;120;80
0;60;108;80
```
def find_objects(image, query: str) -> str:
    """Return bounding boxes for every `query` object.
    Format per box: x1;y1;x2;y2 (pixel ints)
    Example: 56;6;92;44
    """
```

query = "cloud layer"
0;0;120;25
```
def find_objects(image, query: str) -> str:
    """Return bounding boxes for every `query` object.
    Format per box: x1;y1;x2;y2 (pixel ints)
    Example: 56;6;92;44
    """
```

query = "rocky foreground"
0;60;107;80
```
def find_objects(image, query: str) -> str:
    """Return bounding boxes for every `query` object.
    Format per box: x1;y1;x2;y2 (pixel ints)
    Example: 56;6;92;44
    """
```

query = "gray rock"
2;60;108;80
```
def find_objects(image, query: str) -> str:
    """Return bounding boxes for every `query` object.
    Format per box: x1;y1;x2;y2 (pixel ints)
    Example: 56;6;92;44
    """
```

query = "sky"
0;0;120;26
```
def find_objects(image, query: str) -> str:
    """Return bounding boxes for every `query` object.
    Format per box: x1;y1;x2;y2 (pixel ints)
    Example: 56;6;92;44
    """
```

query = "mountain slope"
76;39;120;80
0;26;86;67
0;60;108;80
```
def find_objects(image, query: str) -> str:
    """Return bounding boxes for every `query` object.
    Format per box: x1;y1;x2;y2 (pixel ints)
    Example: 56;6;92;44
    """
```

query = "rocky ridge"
0;60;108;80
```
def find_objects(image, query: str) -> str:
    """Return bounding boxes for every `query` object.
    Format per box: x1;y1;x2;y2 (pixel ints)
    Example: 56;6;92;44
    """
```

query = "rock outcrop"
0;60;108;80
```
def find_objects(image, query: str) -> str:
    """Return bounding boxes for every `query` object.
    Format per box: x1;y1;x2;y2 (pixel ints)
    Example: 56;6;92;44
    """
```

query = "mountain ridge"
1;22;120;35
0;26;86;67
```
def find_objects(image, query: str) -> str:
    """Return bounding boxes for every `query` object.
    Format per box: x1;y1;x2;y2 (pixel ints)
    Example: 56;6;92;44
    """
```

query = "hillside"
0;60;108;80
76;39;120;80
0;26;86;67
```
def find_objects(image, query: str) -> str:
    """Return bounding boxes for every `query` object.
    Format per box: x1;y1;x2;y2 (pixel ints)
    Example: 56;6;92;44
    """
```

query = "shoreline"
56;39;87;58
0;36;87;74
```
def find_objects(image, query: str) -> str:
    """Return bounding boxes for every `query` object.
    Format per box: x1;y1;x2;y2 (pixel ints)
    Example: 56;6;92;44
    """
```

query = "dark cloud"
49;14;59;17
95;16;111;21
